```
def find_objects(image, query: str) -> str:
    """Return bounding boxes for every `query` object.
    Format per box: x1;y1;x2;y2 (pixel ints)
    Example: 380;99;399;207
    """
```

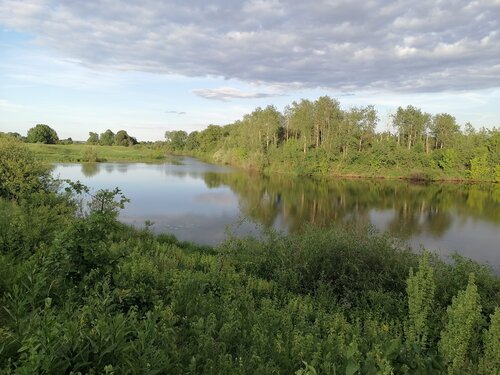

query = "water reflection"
204;171;499;240
81;163;99;177
53;158;500;266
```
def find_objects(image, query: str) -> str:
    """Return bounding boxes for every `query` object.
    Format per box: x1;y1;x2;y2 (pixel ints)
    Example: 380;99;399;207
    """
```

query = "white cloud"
193;87;284;101
165;110;187;115
0;0;499;93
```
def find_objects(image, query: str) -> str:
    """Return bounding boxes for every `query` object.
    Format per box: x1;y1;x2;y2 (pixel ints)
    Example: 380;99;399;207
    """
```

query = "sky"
1;0;499;142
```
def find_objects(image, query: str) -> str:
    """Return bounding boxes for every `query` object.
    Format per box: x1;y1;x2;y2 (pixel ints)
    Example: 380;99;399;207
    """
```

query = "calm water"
53;157;500;267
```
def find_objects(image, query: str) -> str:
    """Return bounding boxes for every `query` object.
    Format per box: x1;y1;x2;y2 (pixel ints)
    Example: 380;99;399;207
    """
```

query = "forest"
1;131;499;373
164;97;499;181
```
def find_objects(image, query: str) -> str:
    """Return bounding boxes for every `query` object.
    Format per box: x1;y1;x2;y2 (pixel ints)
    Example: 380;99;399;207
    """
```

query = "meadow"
25;143;166;163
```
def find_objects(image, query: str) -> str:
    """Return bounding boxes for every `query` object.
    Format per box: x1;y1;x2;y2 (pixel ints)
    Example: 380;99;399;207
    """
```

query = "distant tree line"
87;129;138;146
0;124;72;145
1;124;139;147
165;96;500;181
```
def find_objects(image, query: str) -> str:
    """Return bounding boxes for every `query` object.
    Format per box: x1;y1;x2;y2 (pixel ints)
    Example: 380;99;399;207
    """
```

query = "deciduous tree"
26;124;59;144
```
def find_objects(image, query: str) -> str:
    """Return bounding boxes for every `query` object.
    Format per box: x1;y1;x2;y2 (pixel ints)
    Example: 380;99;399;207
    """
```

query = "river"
52;157;500;267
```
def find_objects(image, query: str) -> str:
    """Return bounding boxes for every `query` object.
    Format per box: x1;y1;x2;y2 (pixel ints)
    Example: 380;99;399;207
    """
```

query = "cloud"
0;0;499;92
165;110;186;115
193;87;283;101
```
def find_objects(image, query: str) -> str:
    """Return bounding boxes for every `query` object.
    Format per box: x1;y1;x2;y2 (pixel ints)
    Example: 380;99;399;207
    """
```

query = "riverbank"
170;149;499;183
26;143;498;183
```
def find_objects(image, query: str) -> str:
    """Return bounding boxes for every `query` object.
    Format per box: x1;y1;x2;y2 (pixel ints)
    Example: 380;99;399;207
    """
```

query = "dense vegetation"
4;96;499;181
26;124;60;145
165;97;500;181
0;137;499;373
1;126;139;148
87;130;138;147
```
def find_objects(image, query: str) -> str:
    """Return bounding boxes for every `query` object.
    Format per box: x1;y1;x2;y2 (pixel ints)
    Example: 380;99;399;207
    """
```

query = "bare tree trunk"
285;118;289;141
316;122;320;148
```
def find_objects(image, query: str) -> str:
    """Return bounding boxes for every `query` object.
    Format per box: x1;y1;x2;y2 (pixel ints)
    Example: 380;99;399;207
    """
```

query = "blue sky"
1;1;499;141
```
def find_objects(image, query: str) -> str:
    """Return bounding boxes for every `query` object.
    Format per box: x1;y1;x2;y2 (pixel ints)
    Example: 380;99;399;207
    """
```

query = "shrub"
440;274;482;374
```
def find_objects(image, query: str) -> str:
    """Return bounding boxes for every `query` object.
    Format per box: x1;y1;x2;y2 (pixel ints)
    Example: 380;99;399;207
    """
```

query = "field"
25;143;166;163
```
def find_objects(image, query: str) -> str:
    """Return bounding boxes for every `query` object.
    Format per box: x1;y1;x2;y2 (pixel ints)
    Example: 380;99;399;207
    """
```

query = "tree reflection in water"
203;171;500;240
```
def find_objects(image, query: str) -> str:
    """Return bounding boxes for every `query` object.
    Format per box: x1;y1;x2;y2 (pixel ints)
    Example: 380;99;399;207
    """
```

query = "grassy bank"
25;143;498;183
26;143;166;163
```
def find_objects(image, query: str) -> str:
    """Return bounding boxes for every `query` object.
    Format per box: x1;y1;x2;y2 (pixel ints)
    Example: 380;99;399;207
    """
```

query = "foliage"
26;124;59;144
0;132;25;142
479;308;500;375
114;130;138;147
165;130;188;150
100;129;115;146
0;143;498;373
406;252;435;348
439;274;482;374
81;147;98;162
436;149;457;171
470;153;492;180
87;132;99;145
59;137;73;145
0;138;52;200
166;96;499;181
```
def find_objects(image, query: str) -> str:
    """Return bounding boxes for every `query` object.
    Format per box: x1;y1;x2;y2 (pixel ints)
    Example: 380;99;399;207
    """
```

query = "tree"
60;137;73;145
185;131;200;151
392;106;431;150
431;114;459;149
26;124;59;144
87;132;99;145
313;96;342;150
197;125;224;152
99;129;115;146
114;130;137;146
165;130;188;150
288;99;314;153
253;105;282;150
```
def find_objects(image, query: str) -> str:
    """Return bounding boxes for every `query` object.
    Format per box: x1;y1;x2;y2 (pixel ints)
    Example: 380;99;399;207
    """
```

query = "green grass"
26;143;167;163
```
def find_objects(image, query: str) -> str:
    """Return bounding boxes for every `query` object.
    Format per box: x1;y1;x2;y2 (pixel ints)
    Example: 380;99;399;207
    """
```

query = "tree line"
1;125;139;147
165;96;499;181
86;129;138;146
